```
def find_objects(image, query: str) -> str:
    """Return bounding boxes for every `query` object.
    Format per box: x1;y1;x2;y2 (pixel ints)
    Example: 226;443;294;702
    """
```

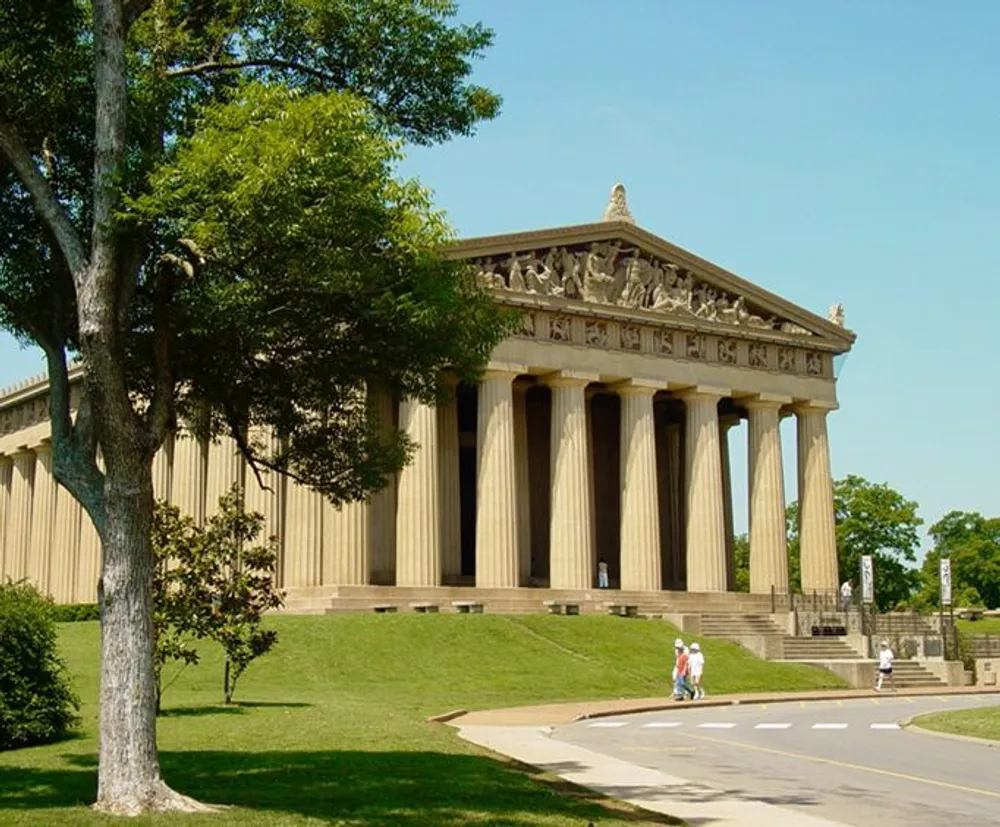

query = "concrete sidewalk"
458;724;852;827
447;684;1000;727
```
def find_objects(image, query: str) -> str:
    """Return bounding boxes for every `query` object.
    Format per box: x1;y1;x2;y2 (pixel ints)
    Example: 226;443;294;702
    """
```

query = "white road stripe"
812;723;849;730
587;721;628;728
870;723;901;729
754;722;792;729
642;721;682;728
698;722;736;729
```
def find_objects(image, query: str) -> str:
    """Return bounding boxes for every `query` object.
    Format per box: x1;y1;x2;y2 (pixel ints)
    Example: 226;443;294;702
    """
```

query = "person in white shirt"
840;579;853;611
688;642;706;700
875;640;895;692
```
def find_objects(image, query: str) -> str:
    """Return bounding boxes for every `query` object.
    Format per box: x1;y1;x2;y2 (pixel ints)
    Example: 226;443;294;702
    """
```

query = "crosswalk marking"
870;723;901;730
587;721;627;728
813;723;849;730
642;721;682;728
698;722;736;729
754;722;792;730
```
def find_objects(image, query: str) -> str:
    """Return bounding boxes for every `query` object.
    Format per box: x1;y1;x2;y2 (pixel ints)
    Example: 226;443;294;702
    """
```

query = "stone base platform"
274;585;781;617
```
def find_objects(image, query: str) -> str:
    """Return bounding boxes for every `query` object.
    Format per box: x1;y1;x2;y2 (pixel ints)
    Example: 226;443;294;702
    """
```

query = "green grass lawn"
0;614;846;826
913;706;1000;741
957;617;1000;636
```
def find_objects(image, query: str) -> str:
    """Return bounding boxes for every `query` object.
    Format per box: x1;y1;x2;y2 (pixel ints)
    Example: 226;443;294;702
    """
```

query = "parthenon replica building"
0;186;854;607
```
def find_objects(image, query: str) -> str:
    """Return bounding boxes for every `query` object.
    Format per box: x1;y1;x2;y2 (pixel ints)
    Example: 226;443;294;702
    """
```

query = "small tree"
151;487;282;709
0;581;80;750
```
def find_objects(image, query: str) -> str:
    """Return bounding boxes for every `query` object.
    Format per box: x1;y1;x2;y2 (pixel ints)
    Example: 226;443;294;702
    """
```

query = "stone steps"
780;636;861;660
883;661;947;688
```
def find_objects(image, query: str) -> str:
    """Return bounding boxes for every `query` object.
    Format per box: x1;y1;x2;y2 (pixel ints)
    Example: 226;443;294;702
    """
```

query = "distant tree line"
733;475;1000;612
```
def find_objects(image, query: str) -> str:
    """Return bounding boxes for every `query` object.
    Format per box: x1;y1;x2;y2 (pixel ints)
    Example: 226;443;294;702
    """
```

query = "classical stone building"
0;186;854;605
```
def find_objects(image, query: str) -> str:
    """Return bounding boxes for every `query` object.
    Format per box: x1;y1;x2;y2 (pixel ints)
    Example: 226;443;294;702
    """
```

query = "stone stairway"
697;613;786;638
779;636;863;661
882;660;948;689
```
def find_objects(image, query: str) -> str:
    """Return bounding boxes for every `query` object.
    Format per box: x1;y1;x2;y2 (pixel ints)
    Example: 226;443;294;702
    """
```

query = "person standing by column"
840;578;853;611
597;558;609;589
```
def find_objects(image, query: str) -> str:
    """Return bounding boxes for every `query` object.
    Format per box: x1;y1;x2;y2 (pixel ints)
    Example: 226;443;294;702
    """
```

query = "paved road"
554;694;1000;827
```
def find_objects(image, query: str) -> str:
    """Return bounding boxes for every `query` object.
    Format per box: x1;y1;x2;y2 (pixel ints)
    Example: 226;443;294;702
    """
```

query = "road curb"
901;716;1000;749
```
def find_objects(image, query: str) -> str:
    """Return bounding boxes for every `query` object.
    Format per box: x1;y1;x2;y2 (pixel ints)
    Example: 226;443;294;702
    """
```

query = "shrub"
0;581;80;750
51;603;100;623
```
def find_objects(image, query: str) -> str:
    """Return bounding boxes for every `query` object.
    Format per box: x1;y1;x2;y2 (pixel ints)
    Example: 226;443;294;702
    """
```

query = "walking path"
447;686;1000;827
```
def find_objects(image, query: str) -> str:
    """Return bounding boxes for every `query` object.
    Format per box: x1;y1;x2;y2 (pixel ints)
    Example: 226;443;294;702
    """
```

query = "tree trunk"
94;462;212;815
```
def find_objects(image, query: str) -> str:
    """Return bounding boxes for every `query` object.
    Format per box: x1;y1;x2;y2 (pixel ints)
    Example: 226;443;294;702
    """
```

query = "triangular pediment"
448;221;855;351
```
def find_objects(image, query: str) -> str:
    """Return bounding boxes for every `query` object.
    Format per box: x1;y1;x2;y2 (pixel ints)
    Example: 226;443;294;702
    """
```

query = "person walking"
688;642;706;700
840;579;853;611
874;640;895;692
671;639;691;701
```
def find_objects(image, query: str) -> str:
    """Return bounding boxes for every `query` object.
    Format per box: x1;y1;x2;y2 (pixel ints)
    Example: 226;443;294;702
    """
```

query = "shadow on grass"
158;701;311;718
0;750;682;825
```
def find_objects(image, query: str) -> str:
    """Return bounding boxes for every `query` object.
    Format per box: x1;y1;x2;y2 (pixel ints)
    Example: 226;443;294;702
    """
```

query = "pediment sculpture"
472;242;812;336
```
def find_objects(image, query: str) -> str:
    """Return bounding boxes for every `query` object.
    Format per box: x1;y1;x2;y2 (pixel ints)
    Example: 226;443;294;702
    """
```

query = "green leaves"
914;511;1000;610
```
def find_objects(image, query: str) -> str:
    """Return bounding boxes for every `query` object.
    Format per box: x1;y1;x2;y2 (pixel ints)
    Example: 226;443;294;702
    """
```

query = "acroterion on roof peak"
601;182;634;224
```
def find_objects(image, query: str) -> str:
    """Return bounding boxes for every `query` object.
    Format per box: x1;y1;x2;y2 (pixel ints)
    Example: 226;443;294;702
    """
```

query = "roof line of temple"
0;361;84;407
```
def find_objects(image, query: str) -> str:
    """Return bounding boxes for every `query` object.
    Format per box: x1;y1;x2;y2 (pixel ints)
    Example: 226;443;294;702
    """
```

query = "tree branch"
165;59;336;83
146;261;176;451
222;403;270;493
124;0;154;28
0;120;88;278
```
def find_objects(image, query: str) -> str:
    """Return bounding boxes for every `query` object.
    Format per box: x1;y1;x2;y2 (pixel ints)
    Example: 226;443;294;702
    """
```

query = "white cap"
690;642;700;651
674;638;684;648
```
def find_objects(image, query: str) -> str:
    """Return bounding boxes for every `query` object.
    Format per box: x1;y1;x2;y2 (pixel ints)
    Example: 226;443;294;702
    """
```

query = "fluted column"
548;373;595;589
27;444;56;594
8;450;35;582
475;369;520;588
52;485;83;604
679;389;728;593
719;415;739;592
618;383;661;592
76;513;102;603
513;383;532;585
797;402;839;593
173;429;206;524
244;427;285;586
205;436;243;518
152;434;173;502
438;383;462;583
747;397;789;594
369;390;397;584
0;457;12;581
322;499;369;585
284;480;322;587
395;397;441;586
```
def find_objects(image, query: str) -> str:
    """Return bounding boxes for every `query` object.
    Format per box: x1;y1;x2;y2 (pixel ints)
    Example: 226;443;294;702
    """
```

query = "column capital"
744;393;792;411
484;362;529;381
544;370;599;389
792;399;839;415
676;385;730;404
612;378;662;397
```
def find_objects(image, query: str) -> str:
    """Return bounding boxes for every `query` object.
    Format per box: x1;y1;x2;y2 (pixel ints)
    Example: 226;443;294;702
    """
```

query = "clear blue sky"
1;0;997;543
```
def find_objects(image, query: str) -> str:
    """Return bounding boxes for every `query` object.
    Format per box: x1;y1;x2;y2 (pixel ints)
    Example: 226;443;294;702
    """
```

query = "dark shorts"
879;667;893;675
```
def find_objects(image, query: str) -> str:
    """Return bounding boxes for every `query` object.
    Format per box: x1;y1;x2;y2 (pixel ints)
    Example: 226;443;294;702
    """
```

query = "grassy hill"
0;614;846;826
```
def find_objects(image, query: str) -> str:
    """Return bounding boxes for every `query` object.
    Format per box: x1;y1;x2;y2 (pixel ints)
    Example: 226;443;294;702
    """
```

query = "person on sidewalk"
688;642;706;700
597;558;609;589
671;639;691;701
874;640;895;692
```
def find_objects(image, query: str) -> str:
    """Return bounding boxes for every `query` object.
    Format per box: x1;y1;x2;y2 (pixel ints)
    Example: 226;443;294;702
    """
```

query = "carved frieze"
806;352;823;376
718;339;737;365
621;323;641;351
686;334;705;360
549;314;571;342
472;242;813;336
585;320;608;347
778;347;796;372
655;329;673;356
519;312;536;338
749;343;769;369
0;393;50;438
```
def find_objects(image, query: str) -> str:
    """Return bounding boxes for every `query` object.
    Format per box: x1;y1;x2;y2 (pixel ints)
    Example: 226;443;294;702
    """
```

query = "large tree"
914;511;1000;610
0;0;507;814
785;475;922;610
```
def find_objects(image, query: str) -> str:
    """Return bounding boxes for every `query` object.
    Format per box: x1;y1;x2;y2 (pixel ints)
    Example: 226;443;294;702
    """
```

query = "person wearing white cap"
874;640;895;692
671;639;690;700
688;642;706;700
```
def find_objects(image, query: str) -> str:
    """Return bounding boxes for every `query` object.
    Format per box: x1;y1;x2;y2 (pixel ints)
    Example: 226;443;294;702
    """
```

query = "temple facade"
0;186;855;604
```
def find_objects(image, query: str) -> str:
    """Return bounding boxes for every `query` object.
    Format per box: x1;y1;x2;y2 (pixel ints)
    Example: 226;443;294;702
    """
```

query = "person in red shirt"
672;639;691;700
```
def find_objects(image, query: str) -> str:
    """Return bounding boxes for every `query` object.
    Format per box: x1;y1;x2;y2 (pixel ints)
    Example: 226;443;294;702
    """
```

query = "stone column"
438;383;462;583
475;369;521;588
284;480;322;587
747;397;790;594
797;402;839;594
0;457;11;581
244;427;285;585
173;429;206;524
27;444;57;594
395;397;441;586
513;382;532;585
719;415;739;592
548;373;595;590
322;499;369;585
152;434;173;502
205;436;243;518
618;382;661;592
369;389;397;584
76;514;102;603
679;388;728;593
8;450;36;582
52;486;83;604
